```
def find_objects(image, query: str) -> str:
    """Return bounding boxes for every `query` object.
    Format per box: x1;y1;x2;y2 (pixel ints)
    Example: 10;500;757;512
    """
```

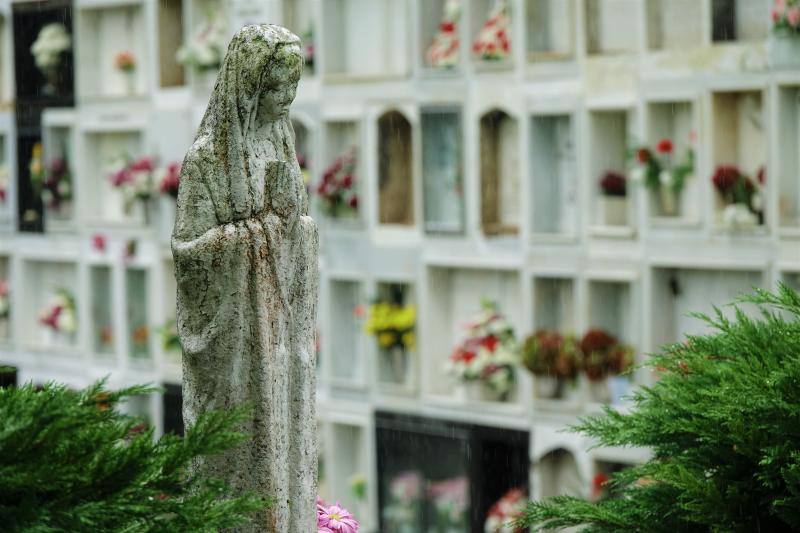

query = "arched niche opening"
378;110;414;226
537;448;583;499
480;109;519;235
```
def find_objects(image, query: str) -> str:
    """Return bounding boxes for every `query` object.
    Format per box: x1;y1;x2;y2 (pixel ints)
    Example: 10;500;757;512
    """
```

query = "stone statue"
172;24;318;532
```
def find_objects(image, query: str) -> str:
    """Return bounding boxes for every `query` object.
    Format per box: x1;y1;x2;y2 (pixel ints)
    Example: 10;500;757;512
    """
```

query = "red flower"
451;347;476;364
481;334;499;352
348;195;358;209
711;165;742;193
599;171;627;197
341;174;354;188
580;329;618;355
656;138;673;154
92;233;107;252
440;22;455;32
757;166;766;185
592;472;610;497
636;148;651;164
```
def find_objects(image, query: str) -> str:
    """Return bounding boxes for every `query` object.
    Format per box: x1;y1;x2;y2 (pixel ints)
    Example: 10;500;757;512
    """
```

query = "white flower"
629;166;646;183
659;169;673;186
722;203;757;230
176;17;226;70
56;308;76;333
751;192;763;212
31;23;72;71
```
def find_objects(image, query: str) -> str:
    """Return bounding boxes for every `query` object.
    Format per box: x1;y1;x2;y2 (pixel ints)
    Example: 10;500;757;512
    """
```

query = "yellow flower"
378;331;396;347
401;331;415;350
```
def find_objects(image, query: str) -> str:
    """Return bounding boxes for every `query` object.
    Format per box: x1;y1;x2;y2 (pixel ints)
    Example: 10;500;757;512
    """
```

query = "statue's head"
226;24;303;123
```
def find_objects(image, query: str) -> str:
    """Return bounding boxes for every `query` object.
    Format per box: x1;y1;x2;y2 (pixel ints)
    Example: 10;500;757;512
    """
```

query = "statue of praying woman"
172;25;318;532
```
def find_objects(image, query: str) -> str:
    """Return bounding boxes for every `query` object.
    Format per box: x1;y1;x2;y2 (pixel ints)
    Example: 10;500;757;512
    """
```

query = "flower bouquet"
0;279;9;339
484;488;527;533
428;476;469;531
177;15;227;73
382;470;424;532
447;301;519;402
30;23;71;94
630;138;694;217
38;288;77;345
472;0;511;62
598;171;628;226
364;301;416;384
771;0;800;68
114;51;137;95
427;0;461;68
711;164;763;231
108;155;158;223
522;330;580;401
579;329;633;404
315;147;359;219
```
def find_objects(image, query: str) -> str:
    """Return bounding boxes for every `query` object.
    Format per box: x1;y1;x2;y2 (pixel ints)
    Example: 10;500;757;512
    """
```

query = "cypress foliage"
518;285;800;532
0;380;266;532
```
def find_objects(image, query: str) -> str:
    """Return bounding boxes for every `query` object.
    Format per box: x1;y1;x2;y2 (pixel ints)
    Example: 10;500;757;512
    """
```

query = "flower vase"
43;328;73;348
382;345;407;384
138;199;155;226
588;379;611;403
770;33;800;69
658;185;678;217
534;376;562;399
124;72;137;96
600;196;627;226
608;375;631;405
41;65;59;96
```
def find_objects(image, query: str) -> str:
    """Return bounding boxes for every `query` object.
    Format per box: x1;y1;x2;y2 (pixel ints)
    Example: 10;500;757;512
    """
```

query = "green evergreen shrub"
0;380;265;532
518;285;800;532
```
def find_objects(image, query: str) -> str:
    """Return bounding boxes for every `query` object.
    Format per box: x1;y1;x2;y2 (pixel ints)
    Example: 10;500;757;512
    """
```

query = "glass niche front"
376;412;528;533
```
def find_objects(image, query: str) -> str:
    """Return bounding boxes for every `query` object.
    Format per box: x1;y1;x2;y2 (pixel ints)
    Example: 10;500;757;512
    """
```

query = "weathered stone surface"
172;24;317;532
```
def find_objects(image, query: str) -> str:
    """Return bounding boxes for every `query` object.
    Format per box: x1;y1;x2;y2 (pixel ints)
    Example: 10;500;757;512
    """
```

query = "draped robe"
171;25;317;532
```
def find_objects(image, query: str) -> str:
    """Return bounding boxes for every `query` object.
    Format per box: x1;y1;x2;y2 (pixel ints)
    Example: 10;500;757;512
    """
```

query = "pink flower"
317;502;359;533
788;6;800;26
110;168;133;187
130;157;154;172
92;233;107;252
0;279;8;297
159;162;181;198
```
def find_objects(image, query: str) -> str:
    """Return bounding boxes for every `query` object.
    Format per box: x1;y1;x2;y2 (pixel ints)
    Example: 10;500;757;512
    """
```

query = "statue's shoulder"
181;136;216;179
